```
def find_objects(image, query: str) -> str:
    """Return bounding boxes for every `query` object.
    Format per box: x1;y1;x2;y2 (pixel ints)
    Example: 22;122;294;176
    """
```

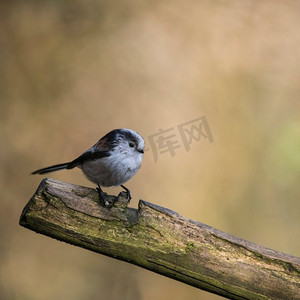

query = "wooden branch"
20;179;300;300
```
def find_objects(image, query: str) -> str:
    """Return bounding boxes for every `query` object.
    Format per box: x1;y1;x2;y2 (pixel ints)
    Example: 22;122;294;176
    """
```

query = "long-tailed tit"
32;128;145;206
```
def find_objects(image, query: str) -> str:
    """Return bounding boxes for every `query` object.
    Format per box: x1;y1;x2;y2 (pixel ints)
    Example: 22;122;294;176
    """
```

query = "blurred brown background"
1;1;299;299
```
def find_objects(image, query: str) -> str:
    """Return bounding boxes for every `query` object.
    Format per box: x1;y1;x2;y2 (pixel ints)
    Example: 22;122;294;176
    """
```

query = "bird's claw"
96;185;109;206
121;185;131;201
96;184;131;207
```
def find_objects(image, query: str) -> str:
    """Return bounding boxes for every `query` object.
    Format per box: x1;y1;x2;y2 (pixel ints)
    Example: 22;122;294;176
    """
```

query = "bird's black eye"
129;142;135;148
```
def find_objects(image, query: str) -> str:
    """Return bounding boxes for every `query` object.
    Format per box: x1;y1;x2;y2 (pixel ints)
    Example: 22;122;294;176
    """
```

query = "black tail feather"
31;162;71;175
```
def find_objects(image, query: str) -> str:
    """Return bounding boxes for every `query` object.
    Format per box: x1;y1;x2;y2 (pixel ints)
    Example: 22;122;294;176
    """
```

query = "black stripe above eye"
100;129;139;147
122;130;138;144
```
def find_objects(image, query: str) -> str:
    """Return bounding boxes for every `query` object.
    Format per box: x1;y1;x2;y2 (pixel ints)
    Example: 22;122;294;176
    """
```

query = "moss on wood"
20;178;300;300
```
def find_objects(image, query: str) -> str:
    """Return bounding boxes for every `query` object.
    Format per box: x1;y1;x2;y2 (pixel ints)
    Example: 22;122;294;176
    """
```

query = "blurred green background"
1;1;299;299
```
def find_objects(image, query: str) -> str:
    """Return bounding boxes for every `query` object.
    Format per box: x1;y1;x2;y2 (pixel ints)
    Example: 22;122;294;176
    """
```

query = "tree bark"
20;178;300;300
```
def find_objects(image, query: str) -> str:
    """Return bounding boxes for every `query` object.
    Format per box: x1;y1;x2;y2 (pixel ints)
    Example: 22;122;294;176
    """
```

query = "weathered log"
20;178;300;300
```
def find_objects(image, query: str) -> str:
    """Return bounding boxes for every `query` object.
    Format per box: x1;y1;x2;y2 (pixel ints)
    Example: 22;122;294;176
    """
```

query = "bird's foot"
96;184;110;206
120;185;131;201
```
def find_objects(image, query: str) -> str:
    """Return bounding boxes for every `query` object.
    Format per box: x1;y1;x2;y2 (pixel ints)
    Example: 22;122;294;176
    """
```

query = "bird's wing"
67;149;111;169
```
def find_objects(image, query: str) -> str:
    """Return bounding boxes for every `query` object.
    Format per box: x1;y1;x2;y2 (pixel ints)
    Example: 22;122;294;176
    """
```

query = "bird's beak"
138;149;144;154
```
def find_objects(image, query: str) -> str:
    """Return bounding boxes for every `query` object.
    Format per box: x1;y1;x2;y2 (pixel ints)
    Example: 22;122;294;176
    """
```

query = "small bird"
32;128;145;206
